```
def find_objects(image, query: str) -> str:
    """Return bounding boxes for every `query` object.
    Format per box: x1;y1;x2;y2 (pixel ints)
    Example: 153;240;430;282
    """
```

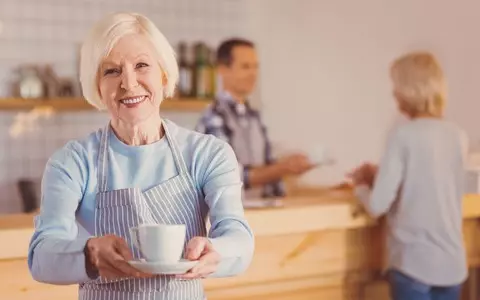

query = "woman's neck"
110;115;164;146
410;112;442;119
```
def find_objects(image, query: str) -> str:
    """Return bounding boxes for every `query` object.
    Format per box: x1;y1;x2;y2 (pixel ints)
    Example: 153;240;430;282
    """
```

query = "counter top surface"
3;188;480;232
0;188;362;231
1;188;480;260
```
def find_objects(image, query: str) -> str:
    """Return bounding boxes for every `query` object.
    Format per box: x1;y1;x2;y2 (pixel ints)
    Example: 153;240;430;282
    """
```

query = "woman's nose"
120;69;139;90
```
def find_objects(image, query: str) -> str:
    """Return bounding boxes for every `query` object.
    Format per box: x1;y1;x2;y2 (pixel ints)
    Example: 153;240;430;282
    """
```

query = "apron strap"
97;124;110;193
163;120;189;175
96;120;190;193
216;100;256;165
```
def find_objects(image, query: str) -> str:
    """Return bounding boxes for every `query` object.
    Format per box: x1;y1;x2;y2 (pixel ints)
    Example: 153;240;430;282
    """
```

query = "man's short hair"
216;38;255;66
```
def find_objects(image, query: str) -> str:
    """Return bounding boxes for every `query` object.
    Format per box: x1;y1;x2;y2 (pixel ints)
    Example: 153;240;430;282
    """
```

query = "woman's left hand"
176;237;220;279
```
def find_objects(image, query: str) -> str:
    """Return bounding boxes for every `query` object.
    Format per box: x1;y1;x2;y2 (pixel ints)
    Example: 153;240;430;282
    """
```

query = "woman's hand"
330;181;354;190
85;235;154;280
176;237;220;279
347;162;378;188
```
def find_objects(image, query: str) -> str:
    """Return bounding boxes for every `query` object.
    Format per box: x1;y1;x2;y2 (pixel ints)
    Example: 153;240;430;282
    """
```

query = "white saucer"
128;259;198;275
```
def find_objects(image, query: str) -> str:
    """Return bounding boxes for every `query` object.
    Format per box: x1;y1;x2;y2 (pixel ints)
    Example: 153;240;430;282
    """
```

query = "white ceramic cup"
129;224;186;262
308;145;336;166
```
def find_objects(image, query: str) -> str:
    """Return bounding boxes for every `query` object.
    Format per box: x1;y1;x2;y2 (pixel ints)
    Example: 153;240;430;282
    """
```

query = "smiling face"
98;33;165;125
219;45;258;98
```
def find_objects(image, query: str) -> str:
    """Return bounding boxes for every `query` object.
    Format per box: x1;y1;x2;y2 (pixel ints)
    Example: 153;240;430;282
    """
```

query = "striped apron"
79;121;207;300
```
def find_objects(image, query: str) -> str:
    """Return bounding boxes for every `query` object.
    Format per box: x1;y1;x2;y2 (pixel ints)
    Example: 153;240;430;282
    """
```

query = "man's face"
219;46;258;97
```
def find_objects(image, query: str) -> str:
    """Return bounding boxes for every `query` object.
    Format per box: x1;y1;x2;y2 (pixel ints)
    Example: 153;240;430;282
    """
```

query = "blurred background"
0;0;480;215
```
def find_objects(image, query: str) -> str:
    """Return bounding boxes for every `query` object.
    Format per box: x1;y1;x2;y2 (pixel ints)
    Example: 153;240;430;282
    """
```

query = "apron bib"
79;121;207;300
216;101;266;199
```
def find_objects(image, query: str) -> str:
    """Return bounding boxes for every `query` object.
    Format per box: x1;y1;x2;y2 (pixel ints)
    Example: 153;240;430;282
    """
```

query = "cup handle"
129;227;140;249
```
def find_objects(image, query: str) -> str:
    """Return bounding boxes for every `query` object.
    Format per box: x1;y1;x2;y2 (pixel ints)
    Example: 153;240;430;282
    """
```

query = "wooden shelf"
0;97;212;112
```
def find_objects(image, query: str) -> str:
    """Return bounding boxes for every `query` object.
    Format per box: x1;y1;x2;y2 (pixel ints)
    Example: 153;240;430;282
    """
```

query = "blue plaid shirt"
195;94;285;198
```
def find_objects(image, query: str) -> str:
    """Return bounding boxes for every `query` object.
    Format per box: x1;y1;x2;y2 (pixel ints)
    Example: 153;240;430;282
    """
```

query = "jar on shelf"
18;66;44;99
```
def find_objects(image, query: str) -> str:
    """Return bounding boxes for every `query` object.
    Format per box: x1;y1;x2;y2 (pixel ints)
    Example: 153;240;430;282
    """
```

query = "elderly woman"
349;52;468;300
27;12;254;300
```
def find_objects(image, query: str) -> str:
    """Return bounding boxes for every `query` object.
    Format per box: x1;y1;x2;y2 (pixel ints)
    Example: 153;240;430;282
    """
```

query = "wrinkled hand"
347;162;378;187
279;153;315;176
176;237;220;279
86;235;154;280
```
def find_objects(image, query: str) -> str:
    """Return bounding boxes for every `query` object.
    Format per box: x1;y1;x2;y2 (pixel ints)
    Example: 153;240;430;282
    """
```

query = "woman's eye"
136;62;149;69
104;68;119;76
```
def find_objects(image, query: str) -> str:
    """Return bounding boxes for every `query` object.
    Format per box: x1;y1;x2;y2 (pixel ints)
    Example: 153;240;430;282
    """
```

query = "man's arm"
196;110;313;188
196;111;264;188
244;115;287;187
244;164;285;188
245;155;314;188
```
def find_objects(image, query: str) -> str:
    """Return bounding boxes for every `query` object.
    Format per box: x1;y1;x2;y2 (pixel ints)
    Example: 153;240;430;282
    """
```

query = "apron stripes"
79;120;207;300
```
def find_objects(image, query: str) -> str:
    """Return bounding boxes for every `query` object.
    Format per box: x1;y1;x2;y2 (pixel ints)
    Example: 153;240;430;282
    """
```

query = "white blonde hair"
80;12;179;110
390;51;447;117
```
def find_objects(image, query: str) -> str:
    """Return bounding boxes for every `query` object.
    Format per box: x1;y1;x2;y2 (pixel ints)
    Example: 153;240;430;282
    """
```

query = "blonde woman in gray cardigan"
349;52;468;300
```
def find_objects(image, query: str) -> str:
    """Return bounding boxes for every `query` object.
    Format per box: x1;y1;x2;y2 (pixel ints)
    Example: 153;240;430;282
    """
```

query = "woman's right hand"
347;162;378;187
85;235;154;280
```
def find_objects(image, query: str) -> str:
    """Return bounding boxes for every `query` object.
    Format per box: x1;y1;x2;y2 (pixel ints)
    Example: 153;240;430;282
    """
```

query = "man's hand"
278;153;315;176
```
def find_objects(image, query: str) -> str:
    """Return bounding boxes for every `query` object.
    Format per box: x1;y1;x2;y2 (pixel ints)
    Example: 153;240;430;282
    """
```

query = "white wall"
0;0;250;214
247;0;480;186
0;0;248;96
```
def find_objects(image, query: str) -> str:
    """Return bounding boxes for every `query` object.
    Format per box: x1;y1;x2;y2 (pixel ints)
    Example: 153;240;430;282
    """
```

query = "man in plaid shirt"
196;38;313;199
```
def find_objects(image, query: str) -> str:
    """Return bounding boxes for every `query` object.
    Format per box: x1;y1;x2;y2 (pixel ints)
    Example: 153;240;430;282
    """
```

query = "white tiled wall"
0;0;249;214
0;0;248;96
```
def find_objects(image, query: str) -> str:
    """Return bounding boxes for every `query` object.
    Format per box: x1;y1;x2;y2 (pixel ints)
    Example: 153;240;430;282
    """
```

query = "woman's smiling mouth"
119;96;146;106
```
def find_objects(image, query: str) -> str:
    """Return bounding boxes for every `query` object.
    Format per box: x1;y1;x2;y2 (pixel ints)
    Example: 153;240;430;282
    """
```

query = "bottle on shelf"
177;41;193;99
210;46;223;98
207;46;217;99
193;42;213;99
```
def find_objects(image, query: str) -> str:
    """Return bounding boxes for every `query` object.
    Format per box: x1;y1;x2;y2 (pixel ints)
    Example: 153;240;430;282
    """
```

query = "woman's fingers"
176;245;220;280
88;235;154;279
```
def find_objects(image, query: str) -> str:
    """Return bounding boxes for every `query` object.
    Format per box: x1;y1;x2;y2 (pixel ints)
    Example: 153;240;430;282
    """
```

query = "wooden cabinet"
0;259;77;300
0;228;382;300
204;226;383;300
2;192;480;299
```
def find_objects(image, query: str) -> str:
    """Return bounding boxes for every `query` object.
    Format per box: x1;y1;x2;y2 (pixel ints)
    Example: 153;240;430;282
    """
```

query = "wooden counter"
1;190;480;299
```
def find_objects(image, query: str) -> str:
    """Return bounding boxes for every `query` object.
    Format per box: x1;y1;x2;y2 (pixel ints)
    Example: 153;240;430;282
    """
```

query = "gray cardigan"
355;118;469;286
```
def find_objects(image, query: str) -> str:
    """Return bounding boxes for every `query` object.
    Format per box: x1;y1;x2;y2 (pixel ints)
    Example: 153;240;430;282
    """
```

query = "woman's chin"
117;109;160;126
